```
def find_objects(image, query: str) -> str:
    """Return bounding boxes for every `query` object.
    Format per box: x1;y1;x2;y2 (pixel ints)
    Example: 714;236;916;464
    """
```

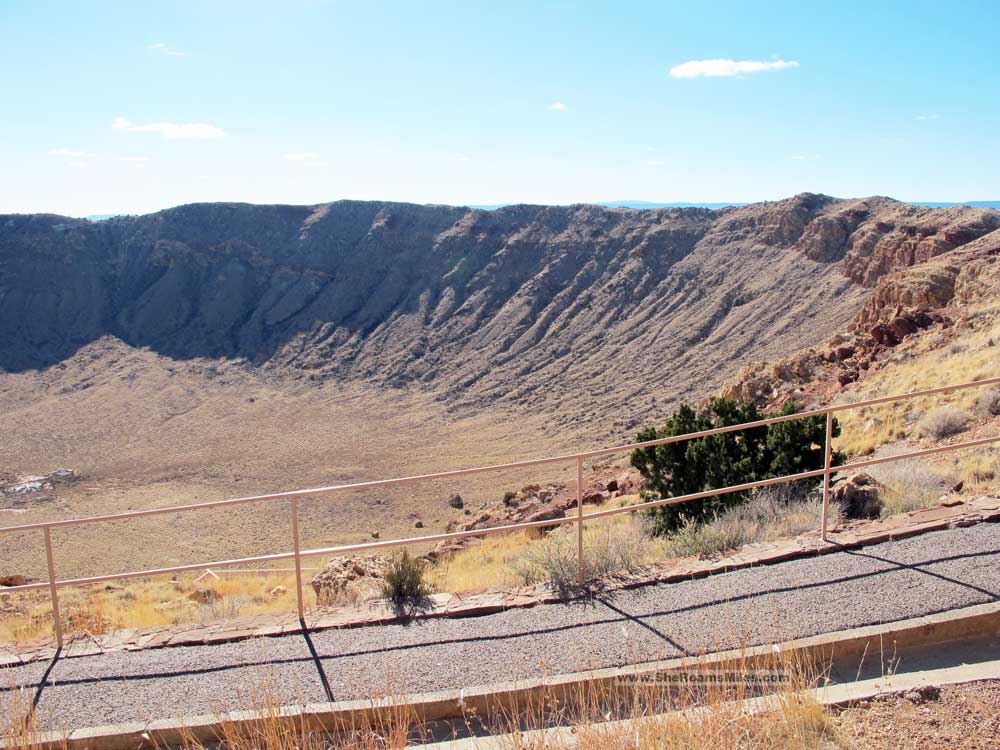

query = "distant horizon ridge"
79;197;1000;221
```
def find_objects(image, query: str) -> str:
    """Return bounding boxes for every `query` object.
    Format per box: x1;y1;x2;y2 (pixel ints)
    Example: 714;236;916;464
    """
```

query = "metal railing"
2;376;999;648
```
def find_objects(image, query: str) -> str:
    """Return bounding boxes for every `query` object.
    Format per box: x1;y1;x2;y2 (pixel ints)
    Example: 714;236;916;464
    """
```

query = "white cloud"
669;58;800;79
149;42;186;57
112;117;225;139
645;159;665;166
284;152;328;166
67;161;88;168
119;156;149;163
914;114;941;121
49;148;96;158
549;102;567;111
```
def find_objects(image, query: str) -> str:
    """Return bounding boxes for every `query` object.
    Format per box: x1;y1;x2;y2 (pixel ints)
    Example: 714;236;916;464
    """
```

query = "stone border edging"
2;495;998;667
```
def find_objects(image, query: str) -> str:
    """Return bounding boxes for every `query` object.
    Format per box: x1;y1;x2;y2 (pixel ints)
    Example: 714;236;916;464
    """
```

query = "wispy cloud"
645;159;665;166
549;102;567;111
791;153;821;161
119;156;149;163
914;113;941;121
112;117;225;139
284;152;328;167
148;42;186;57
669;58;799;79
67;161;88;168
49;148;96;158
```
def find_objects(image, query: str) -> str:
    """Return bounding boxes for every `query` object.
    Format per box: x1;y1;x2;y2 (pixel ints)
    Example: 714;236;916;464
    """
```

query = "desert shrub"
381;550;430;600
918;407;969;439
663;485;837;558
502;489;518;506
865;458;954;515
665;514;754;558
198;595;248;623
631;399;843;535
513;517;651;588
974;387;1000;418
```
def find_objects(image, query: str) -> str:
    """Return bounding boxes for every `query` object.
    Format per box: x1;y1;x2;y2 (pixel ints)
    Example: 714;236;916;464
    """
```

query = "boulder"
869;323;899;347
832;473;883;519
187;588;221;604
833;344;856;361
524;506;566;528
0;575;27;587
889;316;919;340
448;494;464;509
311;554;387;605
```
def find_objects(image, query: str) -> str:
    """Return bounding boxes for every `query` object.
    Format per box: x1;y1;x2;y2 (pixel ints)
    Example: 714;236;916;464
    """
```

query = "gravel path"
5;523;1000;731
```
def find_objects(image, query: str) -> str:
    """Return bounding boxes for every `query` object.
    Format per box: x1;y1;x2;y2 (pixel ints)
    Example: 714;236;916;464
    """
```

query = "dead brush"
165;677;422;750
479;642;843;750
2;674;67;750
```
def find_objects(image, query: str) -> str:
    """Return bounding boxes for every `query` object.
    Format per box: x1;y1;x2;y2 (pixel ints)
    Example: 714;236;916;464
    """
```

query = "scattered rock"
524;506;566;526
187;588;221;604
371;531;380;539
414;520;424;528
902;685;940;704
1;468;77;496
448;494;464;509
311;555;387;605
269;585;287;598
0;575;27;587
833;473;883;520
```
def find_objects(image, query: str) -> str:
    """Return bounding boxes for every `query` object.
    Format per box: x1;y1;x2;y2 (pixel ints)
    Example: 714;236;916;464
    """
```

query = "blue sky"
1;0;998;216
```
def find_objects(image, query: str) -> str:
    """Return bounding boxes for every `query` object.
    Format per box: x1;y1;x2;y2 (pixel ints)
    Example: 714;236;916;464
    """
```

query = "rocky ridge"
4;194;997;423
720;222;1000;411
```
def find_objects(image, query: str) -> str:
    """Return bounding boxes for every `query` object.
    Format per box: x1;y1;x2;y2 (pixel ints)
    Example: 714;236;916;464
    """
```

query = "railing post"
821;411;833;542
43;527;63;648
576;456;585;587
290;497;306;622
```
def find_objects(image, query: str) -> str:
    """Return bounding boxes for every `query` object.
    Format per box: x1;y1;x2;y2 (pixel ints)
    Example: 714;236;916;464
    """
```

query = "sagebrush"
381;550;431;600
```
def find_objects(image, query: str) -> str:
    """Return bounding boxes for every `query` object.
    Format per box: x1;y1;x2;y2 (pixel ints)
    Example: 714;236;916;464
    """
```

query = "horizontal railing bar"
3;375;998;537
577;374;1000;461
279;432;1000;559
580;433;1000;523
3;551;299;593
4;430;996;595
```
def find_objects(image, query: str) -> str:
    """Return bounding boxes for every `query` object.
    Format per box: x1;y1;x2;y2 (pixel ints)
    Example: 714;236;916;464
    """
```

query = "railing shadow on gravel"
9;543;999;699
300;626;335;703
829;542;1000;600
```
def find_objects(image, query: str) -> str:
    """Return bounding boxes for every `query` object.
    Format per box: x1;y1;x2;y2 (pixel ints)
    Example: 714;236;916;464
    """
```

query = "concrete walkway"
4;523;1000;732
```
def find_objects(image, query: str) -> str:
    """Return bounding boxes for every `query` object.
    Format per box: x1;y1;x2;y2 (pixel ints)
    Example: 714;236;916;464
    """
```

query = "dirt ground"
0;339;592;579
832;680;1000;749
